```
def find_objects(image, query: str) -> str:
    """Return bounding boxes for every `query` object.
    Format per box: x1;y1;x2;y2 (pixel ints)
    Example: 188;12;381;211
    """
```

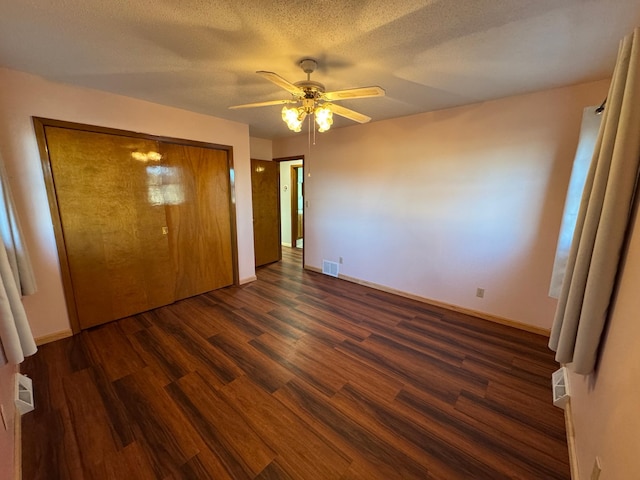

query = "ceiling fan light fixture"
233;58;384;134
282;106;305;132
315;105;333;132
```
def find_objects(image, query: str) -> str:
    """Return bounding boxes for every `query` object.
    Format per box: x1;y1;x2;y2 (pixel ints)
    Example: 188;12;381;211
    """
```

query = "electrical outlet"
0;404;7;431
591;457;601;480
476;288;485;298
339;257;343;264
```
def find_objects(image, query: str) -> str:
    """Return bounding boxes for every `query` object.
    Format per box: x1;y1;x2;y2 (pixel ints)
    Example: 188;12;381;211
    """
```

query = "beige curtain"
549;28;640;374
0;152;37;365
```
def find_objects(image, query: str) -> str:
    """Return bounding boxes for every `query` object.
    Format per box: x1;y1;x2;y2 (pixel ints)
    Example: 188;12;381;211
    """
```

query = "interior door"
163;143;234;299
44;127;175;329
251;159;281;267
291;164;304;248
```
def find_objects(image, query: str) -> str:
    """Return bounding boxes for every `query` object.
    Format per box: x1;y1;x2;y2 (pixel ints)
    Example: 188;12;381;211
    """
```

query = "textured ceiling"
1;0;639;139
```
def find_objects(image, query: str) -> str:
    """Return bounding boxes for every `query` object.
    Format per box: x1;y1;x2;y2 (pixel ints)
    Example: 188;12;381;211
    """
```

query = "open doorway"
276;156;304;264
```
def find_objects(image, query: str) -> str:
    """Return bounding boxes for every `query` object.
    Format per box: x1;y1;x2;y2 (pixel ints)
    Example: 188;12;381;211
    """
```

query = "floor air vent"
552;367;569;409
322;260;339;278
15;373;35;415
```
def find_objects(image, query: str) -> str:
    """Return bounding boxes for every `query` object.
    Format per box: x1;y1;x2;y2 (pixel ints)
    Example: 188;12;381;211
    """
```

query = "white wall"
567;198;640;479
0;67;255;341
249;136;273;160
0;363;16;480
273;79;609;330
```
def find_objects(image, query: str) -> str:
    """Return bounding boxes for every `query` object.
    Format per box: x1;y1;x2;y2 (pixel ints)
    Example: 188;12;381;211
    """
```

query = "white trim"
564;399;580;479
13;407;20;480
239;275;257;285
35;329;72;346
14;368;22;480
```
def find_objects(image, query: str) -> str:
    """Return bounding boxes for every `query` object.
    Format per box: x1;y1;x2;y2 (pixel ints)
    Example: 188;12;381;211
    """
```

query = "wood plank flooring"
21;247;570;479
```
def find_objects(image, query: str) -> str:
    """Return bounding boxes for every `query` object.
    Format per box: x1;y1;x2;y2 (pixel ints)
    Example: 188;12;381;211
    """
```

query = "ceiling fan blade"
329;104;371;123
257;71;303;95
229;99;296;109
323;86;385;101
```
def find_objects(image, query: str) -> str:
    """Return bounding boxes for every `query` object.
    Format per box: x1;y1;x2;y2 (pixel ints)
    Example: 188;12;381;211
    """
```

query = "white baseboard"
13;407;21;480
564;398;580;479
14;367;22;480
239;275;257;285
35;329;72;346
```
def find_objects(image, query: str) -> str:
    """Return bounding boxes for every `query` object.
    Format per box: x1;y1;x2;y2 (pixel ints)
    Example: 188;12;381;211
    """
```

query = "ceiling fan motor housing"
295;80;325;97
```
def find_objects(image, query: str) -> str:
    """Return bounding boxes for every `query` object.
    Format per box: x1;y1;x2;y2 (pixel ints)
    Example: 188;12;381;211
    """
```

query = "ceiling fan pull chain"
307;120;313;178
313;112;317;145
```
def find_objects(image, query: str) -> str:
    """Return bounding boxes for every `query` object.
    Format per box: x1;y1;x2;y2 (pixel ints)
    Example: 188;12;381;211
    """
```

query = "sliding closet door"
44;127;175;329
162;143;234;299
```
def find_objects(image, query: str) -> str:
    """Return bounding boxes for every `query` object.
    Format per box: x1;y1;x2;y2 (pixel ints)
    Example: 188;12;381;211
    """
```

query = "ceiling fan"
229;58;385;133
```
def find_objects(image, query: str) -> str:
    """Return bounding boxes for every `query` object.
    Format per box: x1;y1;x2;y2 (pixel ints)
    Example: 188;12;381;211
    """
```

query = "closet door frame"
33;117;239;334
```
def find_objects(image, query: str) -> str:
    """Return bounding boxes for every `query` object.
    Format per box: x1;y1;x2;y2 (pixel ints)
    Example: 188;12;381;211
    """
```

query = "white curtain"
549;107;602;298
549;28;640;374
0;151;37;365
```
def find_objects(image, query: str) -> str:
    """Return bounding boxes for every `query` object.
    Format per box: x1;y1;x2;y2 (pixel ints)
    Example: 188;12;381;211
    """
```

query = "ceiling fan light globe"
282;106;304;132
315;106;333;132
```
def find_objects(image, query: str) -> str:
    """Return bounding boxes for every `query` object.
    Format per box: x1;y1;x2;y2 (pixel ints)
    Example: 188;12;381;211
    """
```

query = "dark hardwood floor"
22;247;570;479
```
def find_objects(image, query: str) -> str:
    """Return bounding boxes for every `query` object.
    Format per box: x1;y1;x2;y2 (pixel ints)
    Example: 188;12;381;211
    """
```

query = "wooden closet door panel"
162;144;233;299
251;159;281;267
45;127;175;329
